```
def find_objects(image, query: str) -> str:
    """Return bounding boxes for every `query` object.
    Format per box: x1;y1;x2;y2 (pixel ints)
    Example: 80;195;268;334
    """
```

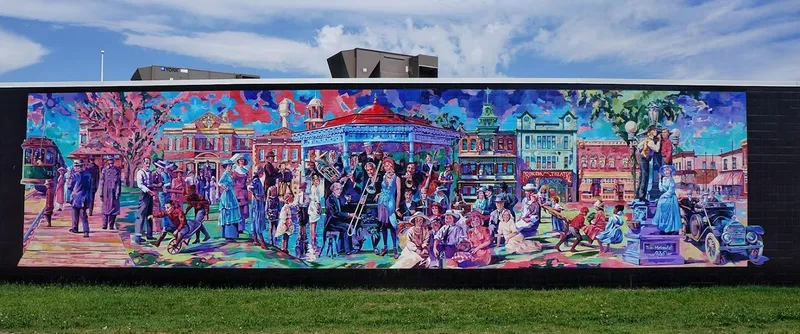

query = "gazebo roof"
68;138;120;159
322;99;434;128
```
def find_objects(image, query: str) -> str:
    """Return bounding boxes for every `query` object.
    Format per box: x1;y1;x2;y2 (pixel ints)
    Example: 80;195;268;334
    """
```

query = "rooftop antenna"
100;50;105;81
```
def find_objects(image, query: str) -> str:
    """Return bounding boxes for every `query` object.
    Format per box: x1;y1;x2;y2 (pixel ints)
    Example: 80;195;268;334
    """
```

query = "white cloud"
0;28;48;75
1;0;799;80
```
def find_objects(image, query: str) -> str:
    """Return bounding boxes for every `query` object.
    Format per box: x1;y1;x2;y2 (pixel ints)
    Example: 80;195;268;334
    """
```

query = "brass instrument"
347;170;380;236
314;151;341;183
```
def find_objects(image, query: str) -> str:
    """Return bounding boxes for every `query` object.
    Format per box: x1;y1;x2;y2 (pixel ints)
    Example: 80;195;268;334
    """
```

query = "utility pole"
100;50;105;81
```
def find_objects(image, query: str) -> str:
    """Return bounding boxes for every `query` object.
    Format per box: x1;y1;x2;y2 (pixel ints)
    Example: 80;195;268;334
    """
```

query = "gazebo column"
408;132;415;161
342;137;350;171
300;145;306;178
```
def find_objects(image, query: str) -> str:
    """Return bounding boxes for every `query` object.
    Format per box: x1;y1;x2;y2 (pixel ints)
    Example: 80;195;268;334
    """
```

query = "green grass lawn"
0;284;798;333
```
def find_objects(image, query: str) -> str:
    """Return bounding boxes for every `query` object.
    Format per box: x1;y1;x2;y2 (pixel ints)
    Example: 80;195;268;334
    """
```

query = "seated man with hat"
432;210;468;265
515;183;542;237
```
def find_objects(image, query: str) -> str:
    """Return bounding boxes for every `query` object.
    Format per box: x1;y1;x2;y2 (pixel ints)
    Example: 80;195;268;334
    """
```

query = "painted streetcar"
21;136;65;191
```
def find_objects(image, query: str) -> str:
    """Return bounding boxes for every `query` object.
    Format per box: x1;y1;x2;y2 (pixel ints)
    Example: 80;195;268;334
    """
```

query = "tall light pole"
100;50;105;81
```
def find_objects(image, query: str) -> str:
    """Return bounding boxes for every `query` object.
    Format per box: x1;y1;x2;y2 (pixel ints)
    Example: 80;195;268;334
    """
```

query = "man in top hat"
134;157;156;242
99;156;122;230
263;151;280;192
516;183;541;236
68;159;93;237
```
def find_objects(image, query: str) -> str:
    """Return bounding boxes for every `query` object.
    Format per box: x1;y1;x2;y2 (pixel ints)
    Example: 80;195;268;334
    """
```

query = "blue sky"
1;0;799;82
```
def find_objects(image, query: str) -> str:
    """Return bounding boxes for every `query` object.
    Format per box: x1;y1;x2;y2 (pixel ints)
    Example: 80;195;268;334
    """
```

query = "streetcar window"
46;149;55;165
24;148;32;164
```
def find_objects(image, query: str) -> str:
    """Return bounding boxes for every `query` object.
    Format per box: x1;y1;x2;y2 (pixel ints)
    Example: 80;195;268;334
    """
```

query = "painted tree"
72;92;182;186
559;90;700;143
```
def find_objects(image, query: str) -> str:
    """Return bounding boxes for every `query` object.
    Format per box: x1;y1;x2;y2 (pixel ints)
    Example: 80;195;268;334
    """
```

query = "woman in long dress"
653;165;682;235
391;212;431;268
231;155;250;234
248;167;267;247
307;174;324;246
217;160;242;240
55;167;66;211
596;204;626;253
377;158;402;258
450;211;493;268
581;200;607;243
497;209;541;254
208;176;218;204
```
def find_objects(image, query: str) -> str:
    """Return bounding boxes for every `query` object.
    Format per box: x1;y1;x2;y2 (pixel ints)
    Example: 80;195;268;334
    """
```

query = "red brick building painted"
576;139;635;202
162;111;254;179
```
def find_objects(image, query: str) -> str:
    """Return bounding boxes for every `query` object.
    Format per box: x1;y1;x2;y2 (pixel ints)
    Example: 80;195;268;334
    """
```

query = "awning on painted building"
581;171;635;180
708;171;744;186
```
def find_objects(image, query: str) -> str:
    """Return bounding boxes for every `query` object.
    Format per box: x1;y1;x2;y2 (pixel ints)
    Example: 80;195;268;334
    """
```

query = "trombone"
347;170;380;236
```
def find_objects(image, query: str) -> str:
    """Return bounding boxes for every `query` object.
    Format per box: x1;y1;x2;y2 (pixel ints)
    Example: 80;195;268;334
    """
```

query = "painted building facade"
576;139;635;202
457;102;517;199
516;110;578;202
162;111;255;178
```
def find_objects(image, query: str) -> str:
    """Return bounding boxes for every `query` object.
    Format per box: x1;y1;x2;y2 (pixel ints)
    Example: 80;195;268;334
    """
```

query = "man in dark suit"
86;158;100;216
263;151;280;193
482;185;497;215
68;159;93;237
324;182;355;255
397;188;418;221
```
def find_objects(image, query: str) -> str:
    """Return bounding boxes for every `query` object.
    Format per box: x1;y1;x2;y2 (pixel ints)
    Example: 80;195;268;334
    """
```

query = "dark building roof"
131;65;260;81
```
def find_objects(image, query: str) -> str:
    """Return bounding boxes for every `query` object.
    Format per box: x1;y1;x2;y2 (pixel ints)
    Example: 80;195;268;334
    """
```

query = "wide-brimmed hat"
659;164;676;176
443;209;462;220
230;153;248;164
522;183;537;191
494;196;506;203
429;201;443;210
266;151;276;158
153;159;169;169
594;200;604;208
57;166;67;173
478;186;487;192
408;212;430;224
435;186;448;193
220;159;235;167
467;210;484;221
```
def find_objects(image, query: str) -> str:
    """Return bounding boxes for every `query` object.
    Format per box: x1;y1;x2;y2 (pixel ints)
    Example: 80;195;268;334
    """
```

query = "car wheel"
748;237;763;264
704;233;721;265
689;214;704;241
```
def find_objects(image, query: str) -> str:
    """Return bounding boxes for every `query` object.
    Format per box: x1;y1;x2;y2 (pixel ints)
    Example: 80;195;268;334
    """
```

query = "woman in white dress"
209;176;219;204
497;209;541;254
391;212;431;269
307;174;324;244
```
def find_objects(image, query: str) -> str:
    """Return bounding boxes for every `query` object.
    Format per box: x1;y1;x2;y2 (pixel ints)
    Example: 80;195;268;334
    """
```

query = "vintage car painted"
680;196;764;265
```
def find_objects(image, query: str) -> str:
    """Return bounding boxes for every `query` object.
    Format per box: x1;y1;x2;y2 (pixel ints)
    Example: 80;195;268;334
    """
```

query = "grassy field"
0;284;798;333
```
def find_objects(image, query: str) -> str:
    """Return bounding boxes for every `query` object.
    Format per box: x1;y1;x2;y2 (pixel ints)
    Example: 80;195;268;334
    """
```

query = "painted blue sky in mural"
27;89;746;163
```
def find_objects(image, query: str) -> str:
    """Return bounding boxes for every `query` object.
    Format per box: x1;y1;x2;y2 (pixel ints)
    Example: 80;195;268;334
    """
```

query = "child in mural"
653;165;682;235
433;210;468;266
449;211;493;268
208;176;218;205
55;167;66;211
377;158;402;258
277;192;297;252
231;154;250;235
217;159;242;241
248;166;267;248
293;181;311;252
596;204;626;254
168;169;186;211
150;200;193;248
555;206;590;253
391;212;431;269
497;209;541;254
265;185;281;245
184;184;211;244
488;197;508;243
43;178;55;227
99;157;122;230
548;196;565;234
582;200;608;249
278;161;294;197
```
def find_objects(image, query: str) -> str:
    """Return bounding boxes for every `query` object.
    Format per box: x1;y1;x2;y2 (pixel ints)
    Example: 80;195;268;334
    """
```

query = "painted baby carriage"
166;219;204;255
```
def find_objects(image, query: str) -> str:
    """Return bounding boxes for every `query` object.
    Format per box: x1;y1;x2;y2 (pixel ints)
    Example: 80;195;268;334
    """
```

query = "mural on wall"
19;88;764;269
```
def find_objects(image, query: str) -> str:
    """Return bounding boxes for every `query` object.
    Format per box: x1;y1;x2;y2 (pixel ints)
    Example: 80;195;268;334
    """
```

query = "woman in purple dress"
231;154;250;234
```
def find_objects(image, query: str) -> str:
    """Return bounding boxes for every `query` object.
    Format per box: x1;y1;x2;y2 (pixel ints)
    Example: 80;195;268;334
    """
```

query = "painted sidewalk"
18;193;135;267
